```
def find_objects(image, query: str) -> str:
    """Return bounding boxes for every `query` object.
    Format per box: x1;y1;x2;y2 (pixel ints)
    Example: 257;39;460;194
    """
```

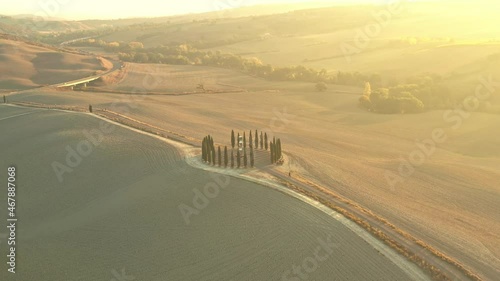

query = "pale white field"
0;105;419;281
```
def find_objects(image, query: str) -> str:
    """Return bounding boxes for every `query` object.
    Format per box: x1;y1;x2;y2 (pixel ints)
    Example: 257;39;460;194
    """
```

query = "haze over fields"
0;1;499;281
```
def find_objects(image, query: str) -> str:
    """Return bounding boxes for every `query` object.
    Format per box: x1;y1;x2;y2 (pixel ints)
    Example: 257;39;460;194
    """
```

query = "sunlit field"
1;1;499;280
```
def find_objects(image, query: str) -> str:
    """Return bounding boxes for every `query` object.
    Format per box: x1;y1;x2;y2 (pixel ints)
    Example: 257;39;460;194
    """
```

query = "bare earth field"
0;105;424;281
92;63;357;95
7;63;500;280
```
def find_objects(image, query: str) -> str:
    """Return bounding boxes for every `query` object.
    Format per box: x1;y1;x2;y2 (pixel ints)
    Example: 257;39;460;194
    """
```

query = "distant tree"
3;95;6;103
243;132;247;148
237;150;241;168
274;142;278;163
212;148;216;165
249;131;253;148
89;104;93;113
363;82;372;97
231;150;234;168
224;146;228;167
207;135;213;152
231;130;235;149
218;146;222;167
202;137;207;162
277;138;282;159
134;53;148;63
237;132;240;148
205;137;210;162
207;142;212;163
128;41;144;49
260;132;263;149
402;96;425;113
250;147;254;167
255;130;259;148
264;133;268;150
243;148;248;167
315;82;327;92
201;137;205;161
270;142;274;164
370;88;389;112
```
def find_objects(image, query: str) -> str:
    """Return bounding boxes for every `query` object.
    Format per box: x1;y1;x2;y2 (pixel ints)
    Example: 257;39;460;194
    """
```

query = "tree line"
359;74;453;114
70;39;381;87
202;130;284;169
202;134;254;168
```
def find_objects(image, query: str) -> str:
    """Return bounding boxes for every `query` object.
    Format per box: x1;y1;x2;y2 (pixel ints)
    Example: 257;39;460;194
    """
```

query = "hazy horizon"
1;0;431;20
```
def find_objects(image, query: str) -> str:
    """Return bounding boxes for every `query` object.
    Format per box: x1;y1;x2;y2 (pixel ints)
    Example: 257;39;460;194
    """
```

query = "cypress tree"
274;143;278;163
274;138;278;160
237;150;241;168
255;130;258;149
202;137;206;162
205;137;209;161
224;146;228;167
207;142;212;163
264;133;268;150
250;146;254;167
212;148;216;165
274;142;277;163
243;132;246;148
260;132;263;149
218;146;222;167
201;137;205;161
244;148;247;167
231;130;235;149
277;138;282;159
231;149;234;168
237;132;240;149
276;138;279;159
270;143;274;164
249;131;253;148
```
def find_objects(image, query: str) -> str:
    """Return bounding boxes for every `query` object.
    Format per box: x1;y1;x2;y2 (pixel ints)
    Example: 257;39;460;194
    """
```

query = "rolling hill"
0;35;110;90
